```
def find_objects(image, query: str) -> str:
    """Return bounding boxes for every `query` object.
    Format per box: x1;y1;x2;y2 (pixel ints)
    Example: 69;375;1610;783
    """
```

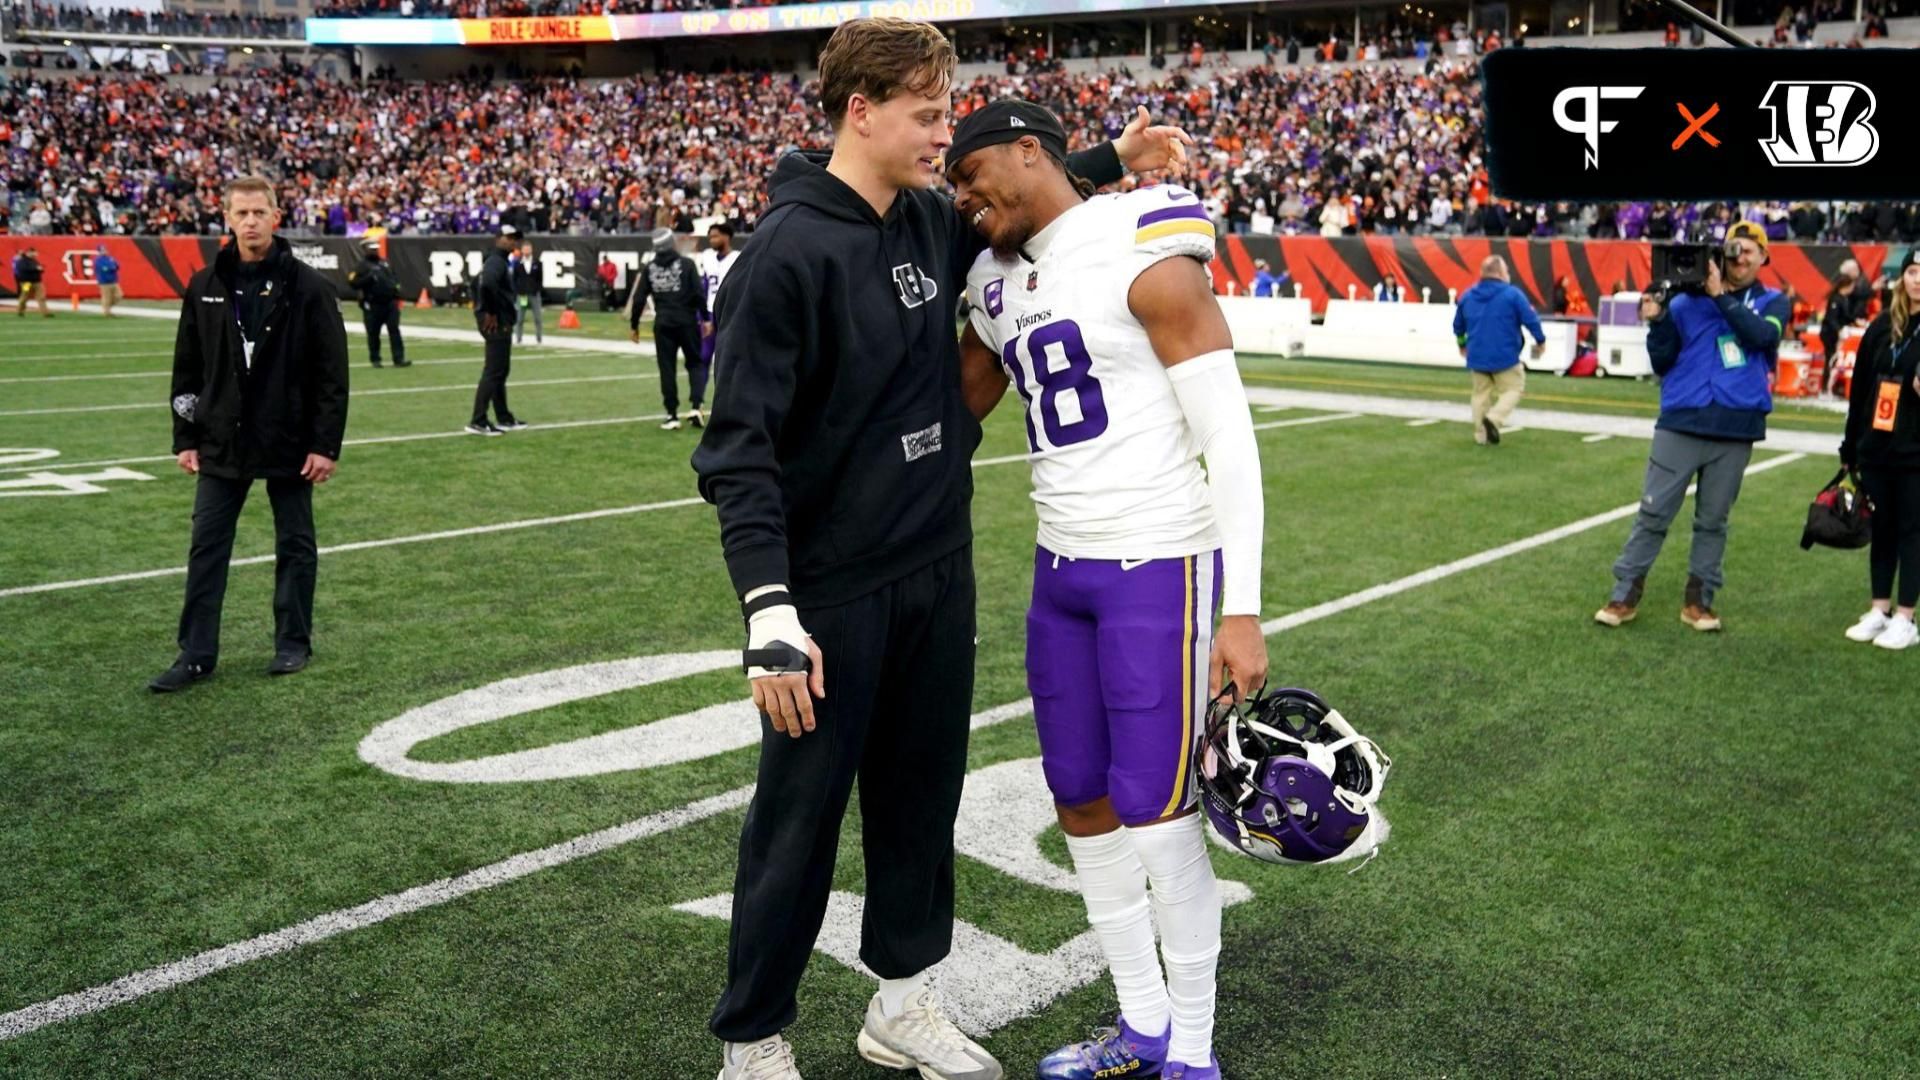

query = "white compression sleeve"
1167;350;1264;616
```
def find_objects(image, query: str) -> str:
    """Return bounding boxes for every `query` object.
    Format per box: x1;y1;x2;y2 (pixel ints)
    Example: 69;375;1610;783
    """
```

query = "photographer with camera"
1596;222;1788;633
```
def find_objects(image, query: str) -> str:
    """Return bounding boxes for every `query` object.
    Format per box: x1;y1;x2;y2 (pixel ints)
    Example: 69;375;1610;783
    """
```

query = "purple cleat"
1036;1016;1168;1079
1161;1057;1220;1080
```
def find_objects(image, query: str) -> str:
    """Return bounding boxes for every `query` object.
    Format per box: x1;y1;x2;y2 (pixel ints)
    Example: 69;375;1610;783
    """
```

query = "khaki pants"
100;283;123;315
1470;365;1526;440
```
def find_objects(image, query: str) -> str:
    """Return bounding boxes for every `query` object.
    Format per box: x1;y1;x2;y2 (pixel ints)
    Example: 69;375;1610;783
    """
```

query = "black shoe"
465;422;505;437
392;358;411;368
149;660;214;693
371;360;384;368
497;417;530;431
1482;418;1501;445
268;651;310;676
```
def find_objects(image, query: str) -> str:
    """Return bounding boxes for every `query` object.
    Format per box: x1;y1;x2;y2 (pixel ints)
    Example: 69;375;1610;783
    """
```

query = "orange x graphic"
1673;102;1721;150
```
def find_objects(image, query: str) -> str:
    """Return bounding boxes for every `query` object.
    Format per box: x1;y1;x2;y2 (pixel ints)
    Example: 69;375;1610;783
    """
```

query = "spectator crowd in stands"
9;2;303;39
3;53;1917;243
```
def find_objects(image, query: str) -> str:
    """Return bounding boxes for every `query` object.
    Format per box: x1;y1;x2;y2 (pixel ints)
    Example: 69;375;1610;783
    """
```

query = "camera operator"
1596;222;1788;633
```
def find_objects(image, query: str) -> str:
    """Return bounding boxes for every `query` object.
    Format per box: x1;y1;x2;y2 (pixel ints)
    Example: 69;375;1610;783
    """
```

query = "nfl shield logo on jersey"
1026;271;1038;291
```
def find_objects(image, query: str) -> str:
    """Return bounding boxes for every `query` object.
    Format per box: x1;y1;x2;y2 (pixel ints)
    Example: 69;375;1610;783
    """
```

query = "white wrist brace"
1168;349;1264;616
743;585;810;680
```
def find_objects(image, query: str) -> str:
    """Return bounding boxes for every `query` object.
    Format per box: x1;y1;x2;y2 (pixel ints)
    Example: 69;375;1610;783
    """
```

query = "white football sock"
1064;828;1171;1039
876;968;929;1017
1129;813;1220;1065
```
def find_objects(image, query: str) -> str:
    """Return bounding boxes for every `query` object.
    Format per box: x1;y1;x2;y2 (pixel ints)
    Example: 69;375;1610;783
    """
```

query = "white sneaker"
662;417;682;431
856;987;1003;1080
1846;609;1891;643
689;407;706;429
719;1036;801;1080
1872;614;1918;651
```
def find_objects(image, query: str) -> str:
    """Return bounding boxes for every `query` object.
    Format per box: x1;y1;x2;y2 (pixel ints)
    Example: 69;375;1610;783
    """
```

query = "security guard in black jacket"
153;177;350;693
348;238;408;368
627;228;709;429
468;225;525;436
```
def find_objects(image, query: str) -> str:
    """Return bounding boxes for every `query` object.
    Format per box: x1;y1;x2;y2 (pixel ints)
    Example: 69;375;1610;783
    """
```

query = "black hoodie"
692;145;1121;607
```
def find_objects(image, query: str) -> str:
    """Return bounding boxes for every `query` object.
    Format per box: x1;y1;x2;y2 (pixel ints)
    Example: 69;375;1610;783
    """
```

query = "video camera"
1650;242;1722;296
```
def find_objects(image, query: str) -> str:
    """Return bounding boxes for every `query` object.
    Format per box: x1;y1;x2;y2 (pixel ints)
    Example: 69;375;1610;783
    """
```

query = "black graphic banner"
1483;49;1906;201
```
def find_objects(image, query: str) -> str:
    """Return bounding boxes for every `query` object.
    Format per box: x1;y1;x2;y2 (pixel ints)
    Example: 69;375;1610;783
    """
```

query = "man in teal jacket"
1596;222;1787;632
1453;255;1546;445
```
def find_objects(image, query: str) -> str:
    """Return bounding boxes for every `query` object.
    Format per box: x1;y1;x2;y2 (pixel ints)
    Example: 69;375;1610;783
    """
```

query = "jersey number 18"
1001;318;1110;453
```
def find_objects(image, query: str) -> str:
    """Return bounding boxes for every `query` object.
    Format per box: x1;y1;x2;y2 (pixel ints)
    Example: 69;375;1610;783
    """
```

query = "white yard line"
0;413;676;476
1243;387;1842;456
0;497;706;598
1583;433;1614;443
2;439;1070;593
102;303;656;357
0;374;652;418
0;787;758;1042
0;347;635;384
0;448;1812;1041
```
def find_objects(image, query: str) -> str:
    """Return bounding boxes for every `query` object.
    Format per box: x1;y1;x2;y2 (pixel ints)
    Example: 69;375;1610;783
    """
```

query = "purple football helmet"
1197;687;1391;868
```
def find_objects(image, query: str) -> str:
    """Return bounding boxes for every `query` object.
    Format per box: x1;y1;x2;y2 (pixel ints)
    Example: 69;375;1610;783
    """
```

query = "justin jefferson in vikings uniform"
948;101;1267;1080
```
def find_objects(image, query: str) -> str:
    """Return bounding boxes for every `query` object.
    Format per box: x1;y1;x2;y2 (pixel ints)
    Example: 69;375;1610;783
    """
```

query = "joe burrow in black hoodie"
688;17;1191;1076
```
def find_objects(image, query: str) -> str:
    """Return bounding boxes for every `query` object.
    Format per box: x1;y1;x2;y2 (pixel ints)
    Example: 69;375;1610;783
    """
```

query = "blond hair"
222;175;279;211
816;18;954;130
1893;280;1912;344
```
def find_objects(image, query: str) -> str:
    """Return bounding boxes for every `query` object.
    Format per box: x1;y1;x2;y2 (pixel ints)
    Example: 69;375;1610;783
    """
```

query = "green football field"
3;304;1915;1078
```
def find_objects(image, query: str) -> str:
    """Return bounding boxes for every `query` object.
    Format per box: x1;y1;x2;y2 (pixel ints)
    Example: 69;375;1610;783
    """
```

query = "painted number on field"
359;654;1252;1037
0;448;61;467
0;467;155;497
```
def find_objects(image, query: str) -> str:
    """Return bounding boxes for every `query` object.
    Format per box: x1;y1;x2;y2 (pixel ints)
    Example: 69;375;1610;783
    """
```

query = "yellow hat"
1726;220;1770;263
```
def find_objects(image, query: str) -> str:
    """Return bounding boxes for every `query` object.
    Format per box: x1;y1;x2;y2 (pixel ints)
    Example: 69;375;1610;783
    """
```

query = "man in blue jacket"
95;245;123;317
1453;255;1546;445
1596;222;1786;632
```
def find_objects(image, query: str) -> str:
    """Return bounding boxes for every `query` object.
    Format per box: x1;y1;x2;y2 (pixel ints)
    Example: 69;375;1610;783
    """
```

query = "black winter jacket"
475;246;518;328
691;144;1122;607
349;254;402;307
1841;312;1920;471
170;236;350;478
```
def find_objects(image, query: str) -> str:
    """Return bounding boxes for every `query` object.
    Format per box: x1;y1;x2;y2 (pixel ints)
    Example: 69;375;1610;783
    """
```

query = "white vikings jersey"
965;185;1221;560
698;248;739;310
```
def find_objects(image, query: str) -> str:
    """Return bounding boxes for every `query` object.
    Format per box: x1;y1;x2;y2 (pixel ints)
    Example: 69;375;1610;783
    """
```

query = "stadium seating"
3;49;1917;244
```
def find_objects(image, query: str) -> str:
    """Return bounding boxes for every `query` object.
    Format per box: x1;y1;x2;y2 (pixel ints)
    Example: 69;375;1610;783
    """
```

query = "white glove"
745;601;811;680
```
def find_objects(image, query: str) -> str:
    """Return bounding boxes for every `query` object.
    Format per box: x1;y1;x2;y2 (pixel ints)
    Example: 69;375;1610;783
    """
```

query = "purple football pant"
1027;546;1221;825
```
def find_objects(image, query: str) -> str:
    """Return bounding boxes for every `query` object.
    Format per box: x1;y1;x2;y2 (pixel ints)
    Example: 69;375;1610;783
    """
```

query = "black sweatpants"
709;544;977;1043
363;301;405;366
472;319;516;426
655;321;707;417
176;472;316;667
1860;468;1920;607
